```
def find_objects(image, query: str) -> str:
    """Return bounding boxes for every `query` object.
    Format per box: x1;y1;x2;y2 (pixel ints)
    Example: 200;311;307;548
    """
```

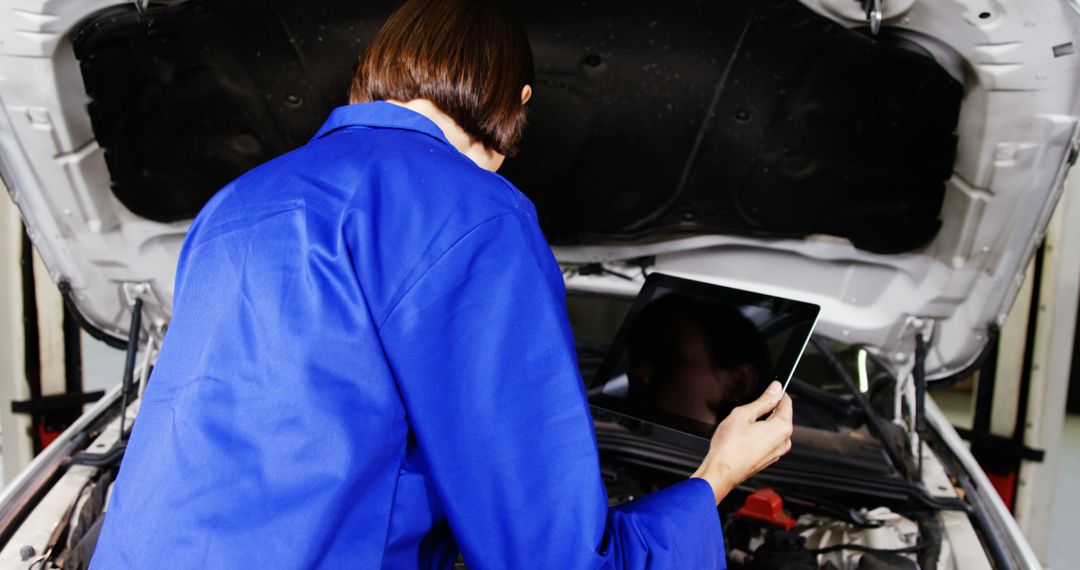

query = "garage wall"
0;181;33;486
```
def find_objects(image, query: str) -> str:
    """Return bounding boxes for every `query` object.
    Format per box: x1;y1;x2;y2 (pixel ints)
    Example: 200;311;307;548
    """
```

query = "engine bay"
0;416;974;570
0;293;998;568
594;411;992;570
572;291;988;570
601;444;942;570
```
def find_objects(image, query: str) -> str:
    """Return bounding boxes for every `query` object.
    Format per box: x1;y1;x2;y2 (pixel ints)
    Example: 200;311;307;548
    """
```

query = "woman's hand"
690;381;794;504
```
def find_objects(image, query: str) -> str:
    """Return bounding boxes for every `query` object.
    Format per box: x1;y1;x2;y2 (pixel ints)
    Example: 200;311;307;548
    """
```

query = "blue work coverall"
91;102;726;569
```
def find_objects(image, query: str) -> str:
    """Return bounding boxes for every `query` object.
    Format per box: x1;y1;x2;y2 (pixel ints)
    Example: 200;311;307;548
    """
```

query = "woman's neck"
384;99;505;172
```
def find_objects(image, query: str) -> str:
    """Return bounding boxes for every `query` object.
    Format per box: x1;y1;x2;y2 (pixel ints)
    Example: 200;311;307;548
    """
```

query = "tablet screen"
587;273;820;438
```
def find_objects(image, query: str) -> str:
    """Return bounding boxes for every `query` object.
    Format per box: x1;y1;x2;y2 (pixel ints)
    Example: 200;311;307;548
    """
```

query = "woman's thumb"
742;381;783;419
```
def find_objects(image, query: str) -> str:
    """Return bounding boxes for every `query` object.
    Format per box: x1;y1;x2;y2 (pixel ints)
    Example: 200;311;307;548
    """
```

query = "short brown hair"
349;0;534;156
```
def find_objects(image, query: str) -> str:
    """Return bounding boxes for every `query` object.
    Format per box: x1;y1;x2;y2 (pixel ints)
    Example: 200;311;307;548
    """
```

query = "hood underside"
1;0;1078;379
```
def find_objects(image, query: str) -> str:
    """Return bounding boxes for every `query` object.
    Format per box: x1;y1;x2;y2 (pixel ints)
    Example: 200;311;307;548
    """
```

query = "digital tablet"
587;273;820;439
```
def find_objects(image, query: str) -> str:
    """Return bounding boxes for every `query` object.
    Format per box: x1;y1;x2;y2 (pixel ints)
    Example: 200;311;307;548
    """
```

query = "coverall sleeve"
377;212;727;569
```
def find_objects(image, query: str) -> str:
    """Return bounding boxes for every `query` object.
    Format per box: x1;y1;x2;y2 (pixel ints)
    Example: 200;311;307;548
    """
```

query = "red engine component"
735;488;797;531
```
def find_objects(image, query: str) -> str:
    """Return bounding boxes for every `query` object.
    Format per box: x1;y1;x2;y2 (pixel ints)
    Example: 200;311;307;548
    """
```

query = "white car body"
0;0;1078;568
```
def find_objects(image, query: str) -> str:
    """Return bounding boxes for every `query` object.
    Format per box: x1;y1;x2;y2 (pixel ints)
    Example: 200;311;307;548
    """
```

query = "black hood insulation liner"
73;0;962;254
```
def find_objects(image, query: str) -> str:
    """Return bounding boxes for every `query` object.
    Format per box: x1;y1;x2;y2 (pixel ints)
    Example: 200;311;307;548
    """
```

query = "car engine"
604;465;939;570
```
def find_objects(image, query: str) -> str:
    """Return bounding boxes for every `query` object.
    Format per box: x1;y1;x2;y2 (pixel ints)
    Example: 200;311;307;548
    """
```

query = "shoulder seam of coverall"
375;212;517;332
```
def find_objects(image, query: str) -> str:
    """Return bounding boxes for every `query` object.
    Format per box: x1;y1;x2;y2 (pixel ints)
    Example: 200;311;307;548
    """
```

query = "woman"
91;1;793;568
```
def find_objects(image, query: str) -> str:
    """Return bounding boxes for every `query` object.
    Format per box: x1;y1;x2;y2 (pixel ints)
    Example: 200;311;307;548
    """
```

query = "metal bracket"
863;0;884;34
903;315;936;347
121;281;151;309
576;262;637;281
10;392;105;415
890;315;935;368
956;427;1046;463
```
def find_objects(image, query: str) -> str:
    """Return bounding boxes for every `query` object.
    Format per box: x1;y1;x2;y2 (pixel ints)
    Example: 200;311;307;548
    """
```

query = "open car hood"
1;0;1078;379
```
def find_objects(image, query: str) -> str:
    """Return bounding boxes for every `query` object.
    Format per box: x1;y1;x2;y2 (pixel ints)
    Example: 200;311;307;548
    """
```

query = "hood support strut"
118;298;142;442
915;334;927;482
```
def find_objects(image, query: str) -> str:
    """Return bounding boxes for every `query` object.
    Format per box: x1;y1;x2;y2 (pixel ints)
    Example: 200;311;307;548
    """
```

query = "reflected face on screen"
625;295;770;425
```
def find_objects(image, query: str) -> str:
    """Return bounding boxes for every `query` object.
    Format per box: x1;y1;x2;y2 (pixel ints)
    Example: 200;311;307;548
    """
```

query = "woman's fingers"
739;381;784;420
769;393;793;423
766;395;794;438
760;395;794;468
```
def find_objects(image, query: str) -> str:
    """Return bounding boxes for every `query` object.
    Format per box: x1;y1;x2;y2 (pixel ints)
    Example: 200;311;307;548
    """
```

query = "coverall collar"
312;101;453;148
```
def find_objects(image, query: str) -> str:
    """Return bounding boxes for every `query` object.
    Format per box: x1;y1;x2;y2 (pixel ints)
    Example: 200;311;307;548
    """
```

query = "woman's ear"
521;84;532;105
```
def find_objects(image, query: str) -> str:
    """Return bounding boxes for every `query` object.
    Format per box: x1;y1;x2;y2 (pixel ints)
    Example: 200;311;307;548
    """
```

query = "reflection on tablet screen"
588;274;819;438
